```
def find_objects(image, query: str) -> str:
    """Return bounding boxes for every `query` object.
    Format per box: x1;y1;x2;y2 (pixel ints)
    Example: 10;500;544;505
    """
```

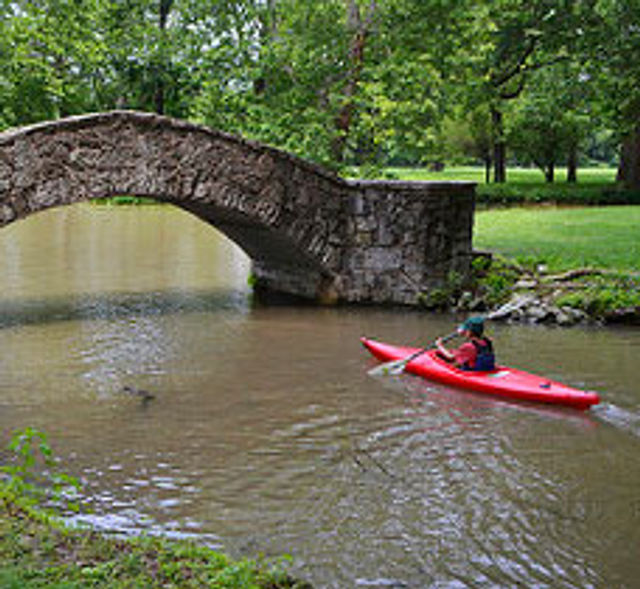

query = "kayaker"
436;316;496;371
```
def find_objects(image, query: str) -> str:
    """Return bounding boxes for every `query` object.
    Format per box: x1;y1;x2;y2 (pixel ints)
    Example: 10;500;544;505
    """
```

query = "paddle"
368;331;458;376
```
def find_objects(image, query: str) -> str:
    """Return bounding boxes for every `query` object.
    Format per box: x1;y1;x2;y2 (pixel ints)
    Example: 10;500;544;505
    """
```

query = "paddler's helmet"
458;316;485;336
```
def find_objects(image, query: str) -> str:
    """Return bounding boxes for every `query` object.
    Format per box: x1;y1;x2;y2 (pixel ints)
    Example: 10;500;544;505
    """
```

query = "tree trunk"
567;143;577;183
330;0;377;163
254;0;279;96
154;0;174;115
617;122;640;189
545;163;555;183
491;106;506;183
154;76;165;115
484;156;492;184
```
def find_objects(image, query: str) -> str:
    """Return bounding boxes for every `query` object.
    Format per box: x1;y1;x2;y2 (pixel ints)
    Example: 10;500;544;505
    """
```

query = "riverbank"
351;167;638;322
467;205;640;325
418;210;640;325
461;257;640;326
0;490;310;588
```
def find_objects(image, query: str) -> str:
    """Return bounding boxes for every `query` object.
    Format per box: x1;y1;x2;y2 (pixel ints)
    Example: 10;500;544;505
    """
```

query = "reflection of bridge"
0;111;475;305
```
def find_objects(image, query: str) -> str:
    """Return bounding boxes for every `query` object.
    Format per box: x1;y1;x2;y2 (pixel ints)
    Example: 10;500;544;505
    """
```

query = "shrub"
556;282;640;317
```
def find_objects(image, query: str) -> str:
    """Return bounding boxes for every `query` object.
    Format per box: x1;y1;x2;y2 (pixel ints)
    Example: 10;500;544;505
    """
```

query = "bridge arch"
0;111;475;305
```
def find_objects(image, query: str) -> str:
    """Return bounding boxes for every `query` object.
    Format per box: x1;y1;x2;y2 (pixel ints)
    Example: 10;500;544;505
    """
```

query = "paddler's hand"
435;338;454;362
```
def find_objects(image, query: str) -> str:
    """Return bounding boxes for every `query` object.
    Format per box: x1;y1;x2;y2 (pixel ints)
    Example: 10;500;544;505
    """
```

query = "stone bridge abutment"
0;111;475;305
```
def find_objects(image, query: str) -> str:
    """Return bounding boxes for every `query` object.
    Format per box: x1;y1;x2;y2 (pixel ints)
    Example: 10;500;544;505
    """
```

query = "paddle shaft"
400;331;458;367
369;331;458;376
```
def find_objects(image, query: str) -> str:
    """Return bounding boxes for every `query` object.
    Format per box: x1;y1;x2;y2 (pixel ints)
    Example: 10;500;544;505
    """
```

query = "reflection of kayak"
361;337;600;410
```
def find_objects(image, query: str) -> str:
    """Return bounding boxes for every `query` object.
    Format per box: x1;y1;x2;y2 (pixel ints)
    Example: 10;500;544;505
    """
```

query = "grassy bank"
471;205;640;321
0;429;309;589
474;206;640;273
382;168;639;321
0;493;307;588
90;195;158;205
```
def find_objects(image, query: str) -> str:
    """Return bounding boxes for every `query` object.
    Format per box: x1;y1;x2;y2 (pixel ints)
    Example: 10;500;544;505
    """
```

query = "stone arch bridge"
0;111;475;305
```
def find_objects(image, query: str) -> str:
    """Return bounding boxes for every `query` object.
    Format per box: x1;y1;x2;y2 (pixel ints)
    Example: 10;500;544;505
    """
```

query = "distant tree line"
0;0;638;187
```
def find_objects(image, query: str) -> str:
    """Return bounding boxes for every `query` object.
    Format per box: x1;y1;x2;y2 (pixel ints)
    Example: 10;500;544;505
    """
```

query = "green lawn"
474;205;640;273
386;165;617;184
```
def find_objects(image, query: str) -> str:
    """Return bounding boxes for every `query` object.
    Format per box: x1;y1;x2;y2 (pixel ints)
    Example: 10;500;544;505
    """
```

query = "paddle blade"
368;358;409;376
365;332;455;378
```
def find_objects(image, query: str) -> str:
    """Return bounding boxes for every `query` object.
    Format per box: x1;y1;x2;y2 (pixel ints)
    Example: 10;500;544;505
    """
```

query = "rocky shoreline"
487;294;639;326
485;293;592;326
450;260;640;327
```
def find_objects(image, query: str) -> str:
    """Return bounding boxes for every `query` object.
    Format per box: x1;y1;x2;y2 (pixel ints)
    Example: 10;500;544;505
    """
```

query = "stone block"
0;204;15;225
362;248;401;270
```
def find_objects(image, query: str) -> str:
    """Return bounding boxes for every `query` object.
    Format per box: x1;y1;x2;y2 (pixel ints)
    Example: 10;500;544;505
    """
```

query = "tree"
439;107;493;181
98;0;226;117
508;63;591;182
0;0;107;127
191;0;358;166
508;97;580;183
190;0;445;170
582;0;640;188
445;0;589;182
0;0;636;182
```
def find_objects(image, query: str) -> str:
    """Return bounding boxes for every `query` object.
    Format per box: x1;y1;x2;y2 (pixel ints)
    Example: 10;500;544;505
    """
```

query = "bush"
477;184;640;206
471;256;522;307
555;279;640;317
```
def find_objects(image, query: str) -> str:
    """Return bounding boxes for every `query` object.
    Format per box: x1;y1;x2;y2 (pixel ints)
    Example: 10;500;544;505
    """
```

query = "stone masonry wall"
338;180;475;305
0;111;476;306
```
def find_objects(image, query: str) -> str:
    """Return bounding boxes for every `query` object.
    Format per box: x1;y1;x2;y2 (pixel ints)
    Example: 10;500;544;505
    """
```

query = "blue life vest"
467;338;495;371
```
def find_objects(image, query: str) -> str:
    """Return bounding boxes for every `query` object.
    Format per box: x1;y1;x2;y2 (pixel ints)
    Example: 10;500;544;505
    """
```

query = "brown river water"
0;204;639;588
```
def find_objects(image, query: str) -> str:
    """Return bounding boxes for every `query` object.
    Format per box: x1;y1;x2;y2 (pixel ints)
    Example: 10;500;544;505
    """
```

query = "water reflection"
0;204;639;587
0;289;249;329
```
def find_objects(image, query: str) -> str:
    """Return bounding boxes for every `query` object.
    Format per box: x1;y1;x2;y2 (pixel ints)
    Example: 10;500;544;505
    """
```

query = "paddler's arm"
436;338;455;363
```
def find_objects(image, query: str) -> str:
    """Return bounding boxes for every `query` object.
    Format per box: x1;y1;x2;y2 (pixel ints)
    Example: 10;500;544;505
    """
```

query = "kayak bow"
362;337;600;410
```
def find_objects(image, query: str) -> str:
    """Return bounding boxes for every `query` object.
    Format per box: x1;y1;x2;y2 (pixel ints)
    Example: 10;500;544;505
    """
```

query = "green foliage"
555;277;640;317
190;0;350;167
477;183;640;206
439;106;493;168
381;164;637;204
90;195;158;206
417;287;450;310
471;255;521;307
418;270;466;309
507;67;590;182
0;512;305;588
582;0;640;133
1;428;80;513
0;0;108;126
0;0;637;179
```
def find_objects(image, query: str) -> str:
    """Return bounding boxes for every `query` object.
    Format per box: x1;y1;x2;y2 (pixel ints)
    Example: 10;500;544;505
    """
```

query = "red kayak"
361;337;600;410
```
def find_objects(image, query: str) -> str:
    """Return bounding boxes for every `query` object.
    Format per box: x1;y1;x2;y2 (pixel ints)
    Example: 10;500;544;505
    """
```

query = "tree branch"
491;36;538;89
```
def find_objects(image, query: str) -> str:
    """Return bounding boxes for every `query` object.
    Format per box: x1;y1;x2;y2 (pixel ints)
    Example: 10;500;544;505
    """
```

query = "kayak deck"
361;337;600;410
